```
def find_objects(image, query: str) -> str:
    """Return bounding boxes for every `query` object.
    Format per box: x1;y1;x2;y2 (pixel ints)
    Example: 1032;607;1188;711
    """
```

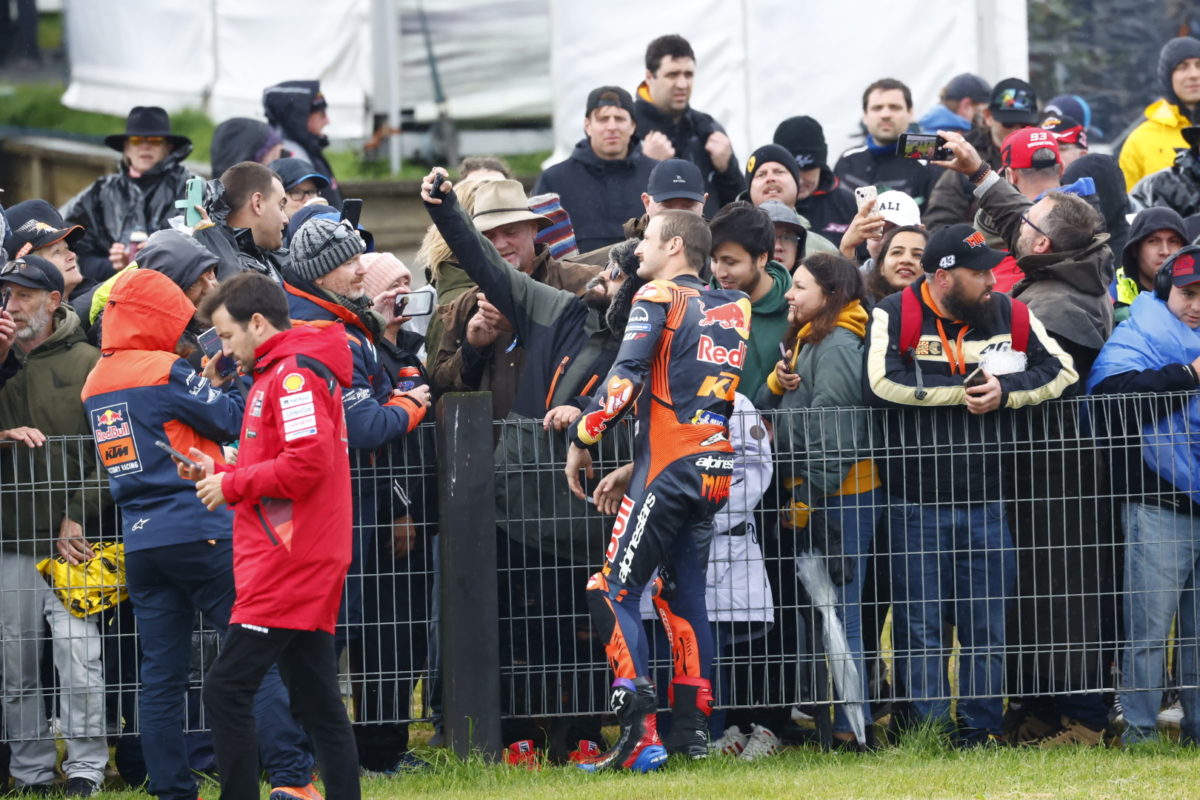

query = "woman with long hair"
863;225;926;305
756;252;881;746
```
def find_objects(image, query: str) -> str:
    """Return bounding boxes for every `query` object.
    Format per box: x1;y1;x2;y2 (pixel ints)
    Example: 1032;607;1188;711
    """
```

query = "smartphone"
898;133;951;162
854;185;878;213
155;439;198;469
428;169;449;200
175;176;205;227
0;287;10;310
340;198;363;229
963;366;988;388
394;290;434;318
197;327;237;378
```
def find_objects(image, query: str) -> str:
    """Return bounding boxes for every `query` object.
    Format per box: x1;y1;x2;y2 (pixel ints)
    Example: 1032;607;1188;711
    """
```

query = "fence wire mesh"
1;391;1199;746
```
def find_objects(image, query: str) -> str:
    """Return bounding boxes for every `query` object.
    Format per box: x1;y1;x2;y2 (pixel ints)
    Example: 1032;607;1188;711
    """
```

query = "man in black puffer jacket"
61;106;198;286
263;80;343;208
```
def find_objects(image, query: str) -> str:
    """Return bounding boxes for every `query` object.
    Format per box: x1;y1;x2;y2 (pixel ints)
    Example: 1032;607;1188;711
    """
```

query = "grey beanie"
1159;37;1200;109
290;217;364;283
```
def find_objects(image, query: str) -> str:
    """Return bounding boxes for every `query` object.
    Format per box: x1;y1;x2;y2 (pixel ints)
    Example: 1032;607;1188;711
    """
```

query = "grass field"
77;732;1199;800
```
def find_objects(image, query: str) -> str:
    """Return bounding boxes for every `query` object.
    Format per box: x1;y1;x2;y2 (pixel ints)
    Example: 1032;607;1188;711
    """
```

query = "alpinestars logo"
617;493;656;583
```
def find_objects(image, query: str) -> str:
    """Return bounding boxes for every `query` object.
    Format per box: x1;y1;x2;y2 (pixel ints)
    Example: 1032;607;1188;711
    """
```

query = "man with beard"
935;127;1118;747
864;224;1077;746
0;256;111;795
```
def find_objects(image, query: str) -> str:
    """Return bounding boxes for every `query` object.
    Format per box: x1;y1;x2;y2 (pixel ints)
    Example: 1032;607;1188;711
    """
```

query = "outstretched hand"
419;169;453;204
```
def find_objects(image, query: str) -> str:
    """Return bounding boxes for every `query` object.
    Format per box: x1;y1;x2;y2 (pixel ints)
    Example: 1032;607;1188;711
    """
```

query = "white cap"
875;190;920;227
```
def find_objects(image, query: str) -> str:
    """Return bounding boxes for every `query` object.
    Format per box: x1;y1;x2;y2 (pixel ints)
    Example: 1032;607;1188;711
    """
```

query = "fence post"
436;393;501;760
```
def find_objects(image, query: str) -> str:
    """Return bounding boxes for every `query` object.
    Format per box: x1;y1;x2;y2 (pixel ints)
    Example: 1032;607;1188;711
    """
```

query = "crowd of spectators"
3;28;1200;791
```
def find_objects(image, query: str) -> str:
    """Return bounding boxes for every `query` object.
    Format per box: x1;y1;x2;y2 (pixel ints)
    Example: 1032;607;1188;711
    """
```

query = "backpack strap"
1009;297;1031;353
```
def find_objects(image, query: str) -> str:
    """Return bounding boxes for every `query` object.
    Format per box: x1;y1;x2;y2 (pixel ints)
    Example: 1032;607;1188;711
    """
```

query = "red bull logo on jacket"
697;298;752;339
92;402;142;475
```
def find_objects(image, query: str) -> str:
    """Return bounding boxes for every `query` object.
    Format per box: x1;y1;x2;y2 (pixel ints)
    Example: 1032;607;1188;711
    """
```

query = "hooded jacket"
262;81;342;208
918;104;973;134
210;118;278;177
977;175;1115;381
1088;292;1200;514
1114;206;1189;322
194;180;288;283
714;260;791;398
81;270;242;551
0;305;107;555
61;144;199;287
1065;153;1131;258
1130;143;1200;220
533;138;657;254
1120;99;1193;191
633;84;746;217
217;324;354;633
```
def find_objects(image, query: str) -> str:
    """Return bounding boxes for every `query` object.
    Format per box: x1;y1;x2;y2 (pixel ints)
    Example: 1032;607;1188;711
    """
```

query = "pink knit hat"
360;252;411;300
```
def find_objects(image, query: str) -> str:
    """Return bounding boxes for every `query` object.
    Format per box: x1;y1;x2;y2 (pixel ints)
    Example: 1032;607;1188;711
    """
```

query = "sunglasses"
0;258;35;278
127;136;166;147
606;263;622;281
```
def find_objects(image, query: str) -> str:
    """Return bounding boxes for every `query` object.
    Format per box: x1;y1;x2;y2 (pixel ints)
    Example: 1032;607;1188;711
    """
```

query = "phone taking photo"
898;133;952;162
854;185;878;213
393;291;434;318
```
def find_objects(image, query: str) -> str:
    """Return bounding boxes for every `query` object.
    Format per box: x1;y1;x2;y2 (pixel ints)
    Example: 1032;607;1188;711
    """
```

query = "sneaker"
711;725;748;756
504;739;540;770
269;783;324;800
64;778;100;797
567;740;602;763
1158;700;1184;728
739;724;781;761
1029;717;1105;749
1003;708;1059;744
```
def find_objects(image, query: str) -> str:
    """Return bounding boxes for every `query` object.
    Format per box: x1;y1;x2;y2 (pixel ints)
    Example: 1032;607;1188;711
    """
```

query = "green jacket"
736;260;792;399
0;306;109;555
754;323;873;504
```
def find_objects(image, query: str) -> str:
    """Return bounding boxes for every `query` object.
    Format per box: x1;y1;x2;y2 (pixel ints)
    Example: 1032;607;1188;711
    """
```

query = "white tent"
62;0;1027;166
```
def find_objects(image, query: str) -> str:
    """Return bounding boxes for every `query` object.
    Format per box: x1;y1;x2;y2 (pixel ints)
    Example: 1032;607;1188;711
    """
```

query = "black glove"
803;509;854;586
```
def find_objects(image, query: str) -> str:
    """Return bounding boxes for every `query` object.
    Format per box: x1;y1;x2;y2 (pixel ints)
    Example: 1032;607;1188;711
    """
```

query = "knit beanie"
360;251;409;300
773;116;828;170
289;217;364;283
1159;37;1200;108
745;143;801;188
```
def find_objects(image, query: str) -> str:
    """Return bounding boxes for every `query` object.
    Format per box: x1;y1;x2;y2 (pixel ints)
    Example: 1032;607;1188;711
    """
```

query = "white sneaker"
1158;700;1183;728
711;725;748;755
739;724;781;761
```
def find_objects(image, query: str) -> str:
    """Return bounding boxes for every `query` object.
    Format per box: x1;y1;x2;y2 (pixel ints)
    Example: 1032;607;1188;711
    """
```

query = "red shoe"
568;739;602;763
504;739;540;770
268;783;324;800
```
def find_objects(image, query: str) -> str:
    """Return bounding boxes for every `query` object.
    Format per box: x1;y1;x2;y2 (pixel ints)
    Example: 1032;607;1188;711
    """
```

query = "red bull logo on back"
698;298;752;339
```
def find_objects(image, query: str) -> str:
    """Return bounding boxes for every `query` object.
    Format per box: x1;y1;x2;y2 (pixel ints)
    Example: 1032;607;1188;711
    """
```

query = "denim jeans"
125;540;313;800
888;500;1015;738
823;489;882;734
1120;502;1200;743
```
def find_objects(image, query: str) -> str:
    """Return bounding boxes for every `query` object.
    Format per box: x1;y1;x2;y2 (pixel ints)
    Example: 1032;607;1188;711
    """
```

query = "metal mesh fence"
2;391;1199;746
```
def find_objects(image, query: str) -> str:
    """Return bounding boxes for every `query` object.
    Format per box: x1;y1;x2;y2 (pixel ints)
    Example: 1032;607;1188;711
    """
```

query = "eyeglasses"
287;187;320;201
1020;213;1052;243
127;136;166;147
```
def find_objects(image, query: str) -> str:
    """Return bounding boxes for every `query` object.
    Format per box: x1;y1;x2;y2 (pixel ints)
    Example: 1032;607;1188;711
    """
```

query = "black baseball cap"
944;73;992;103
989;78;1038;125
585;85;635;117
646;158;705;203
9;217;84;259
269;157;330;191
922;224;1006;273
0;255;65;294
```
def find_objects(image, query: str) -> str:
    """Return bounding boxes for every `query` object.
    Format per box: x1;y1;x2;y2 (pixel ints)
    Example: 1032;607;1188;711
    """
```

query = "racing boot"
577;677;667;773
665;676;714;758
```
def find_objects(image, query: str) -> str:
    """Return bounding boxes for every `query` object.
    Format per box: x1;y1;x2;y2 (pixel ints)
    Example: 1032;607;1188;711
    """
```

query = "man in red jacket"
179;272;360;800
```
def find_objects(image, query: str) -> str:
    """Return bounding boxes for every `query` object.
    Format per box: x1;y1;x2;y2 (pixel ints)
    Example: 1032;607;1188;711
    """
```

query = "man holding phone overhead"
862;223;1077;746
